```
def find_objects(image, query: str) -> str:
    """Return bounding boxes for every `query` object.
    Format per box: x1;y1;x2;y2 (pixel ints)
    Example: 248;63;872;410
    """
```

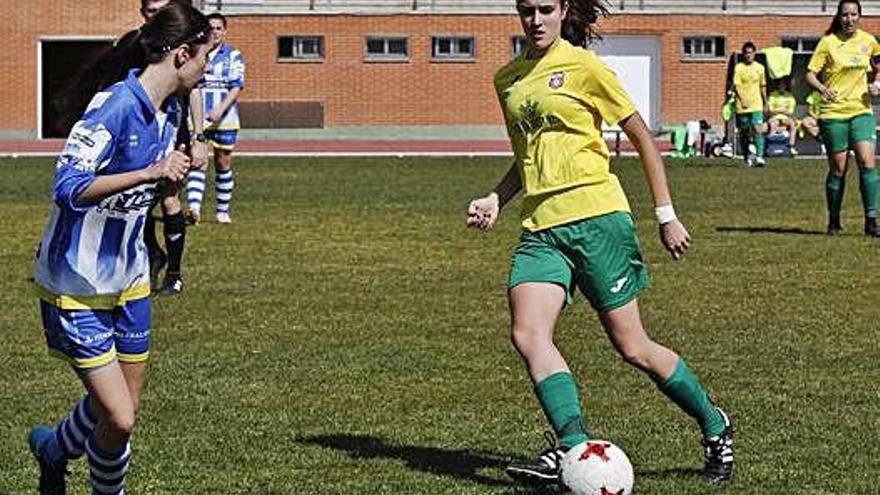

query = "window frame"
364;35;410;62
780;36;821;54
277;35;325;62
681;35;726;61
511;35;528;58
430;35;476;62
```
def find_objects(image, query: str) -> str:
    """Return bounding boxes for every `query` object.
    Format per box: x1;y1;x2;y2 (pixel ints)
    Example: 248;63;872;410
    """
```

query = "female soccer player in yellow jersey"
806;0;880;236
466;0;733;485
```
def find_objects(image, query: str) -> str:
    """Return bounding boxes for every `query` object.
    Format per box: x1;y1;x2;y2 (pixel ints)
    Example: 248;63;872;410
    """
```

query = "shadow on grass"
716;226;827;236
637;466;703;480
296;433;527;489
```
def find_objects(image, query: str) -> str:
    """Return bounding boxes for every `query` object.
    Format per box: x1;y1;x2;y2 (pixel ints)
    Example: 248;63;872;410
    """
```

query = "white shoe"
755;157;766;167
216;212;231;224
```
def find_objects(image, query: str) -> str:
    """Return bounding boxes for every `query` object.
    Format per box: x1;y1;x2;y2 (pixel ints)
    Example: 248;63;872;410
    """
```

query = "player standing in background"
467;0;733;486
186;12;245;225
806;0;880;237
139;0;209;295
26;5;210;494
733;41;768;167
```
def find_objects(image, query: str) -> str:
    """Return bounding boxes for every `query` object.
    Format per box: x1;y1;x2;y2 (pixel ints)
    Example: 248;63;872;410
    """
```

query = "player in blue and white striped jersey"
186;12;245;224
27;5;211;494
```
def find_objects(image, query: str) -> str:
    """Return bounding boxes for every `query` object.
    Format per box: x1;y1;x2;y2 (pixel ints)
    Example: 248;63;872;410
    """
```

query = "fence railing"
198;0;880;14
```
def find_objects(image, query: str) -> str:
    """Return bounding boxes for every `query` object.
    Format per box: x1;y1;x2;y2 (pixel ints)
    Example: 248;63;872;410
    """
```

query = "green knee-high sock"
656;359;725;438
754;130;765;157
858;167;878;218
826;172;846;223
535;372;589;448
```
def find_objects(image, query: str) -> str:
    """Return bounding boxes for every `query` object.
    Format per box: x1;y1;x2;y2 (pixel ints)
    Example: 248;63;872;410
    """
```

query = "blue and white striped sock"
216;170;234;214
86;438;131;495
187;170;207;212
52;395;96;461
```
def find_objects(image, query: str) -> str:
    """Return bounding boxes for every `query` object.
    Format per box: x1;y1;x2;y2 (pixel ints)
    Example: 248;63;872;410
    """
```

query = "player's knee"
103;409;137;437
162;195;181;210
510;324;551;356
616;342;652;370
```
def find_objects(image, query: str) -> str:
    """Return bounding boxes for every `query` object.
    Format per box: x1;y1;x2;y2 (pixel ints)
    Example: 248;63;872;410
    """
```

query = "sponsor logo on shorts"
610;277;628;294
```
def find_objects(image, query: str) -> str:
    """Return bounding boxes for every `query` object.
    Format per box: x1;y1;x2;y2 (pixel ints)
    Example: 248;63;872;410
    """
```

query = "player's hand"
466;193;500;231
820;87;838;101
149;145;191;183
659;219;691;260
208;109;223;124
192;141;209;171
869;81;880;97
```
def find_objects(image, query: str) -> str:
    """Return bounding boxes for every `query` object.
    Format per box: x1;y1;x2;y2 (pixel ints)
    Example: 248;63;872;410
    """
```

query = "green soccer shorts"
819;112;877;154
508;212;650;312
736;111;765;128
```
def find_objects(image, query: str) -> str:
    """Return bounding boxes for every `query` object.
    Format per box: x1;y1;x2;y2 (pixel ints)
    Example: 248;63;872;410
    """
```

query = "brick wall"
2;1;141;135
5;2;880;135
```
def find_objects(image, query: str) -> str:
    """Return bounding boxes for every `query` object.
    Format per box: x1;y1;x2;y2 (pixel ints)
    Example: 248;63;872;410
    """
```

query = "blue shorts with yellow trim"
205;129;238;150
39;297;151;371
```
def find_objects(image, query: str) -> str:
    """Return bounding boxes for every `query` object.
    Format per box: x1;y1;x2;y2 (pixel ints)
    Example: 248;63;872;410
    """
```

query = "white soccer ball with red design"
560;440;634;495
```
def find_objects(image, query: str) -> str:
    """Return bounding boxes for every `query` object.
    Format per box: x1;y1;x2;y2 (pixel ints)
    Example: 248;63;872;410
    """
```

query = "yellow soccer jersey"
808;29;880;119
768;90;796;123
733;62;766;113
494;39;634;232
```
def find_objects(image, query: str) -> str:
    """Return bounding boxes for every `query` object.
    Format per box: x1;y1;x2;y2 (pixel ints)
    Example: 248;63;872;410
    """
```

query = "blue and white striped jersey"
198;43;245;130
34;69;180;309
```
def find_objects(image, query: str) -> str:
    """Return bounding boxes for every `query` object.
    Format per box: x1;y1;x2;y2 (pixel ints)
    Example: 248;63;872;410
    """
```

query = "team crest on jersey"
861;44;869;53
548;71;566;89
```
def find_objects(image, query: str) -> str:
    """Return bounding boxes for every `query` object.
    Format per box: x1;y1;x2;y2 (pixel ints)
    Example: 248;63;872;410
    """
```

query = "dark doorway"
41;39;112;138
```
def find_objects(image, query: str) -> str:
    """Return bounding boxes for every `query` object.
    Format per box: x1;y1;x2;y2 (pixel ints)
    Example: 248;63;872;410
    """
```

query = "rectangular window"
682;36;726;59
431;36;475;60
511;35;527;58
278;35;324;60
781;37;820;54
365;36;409;60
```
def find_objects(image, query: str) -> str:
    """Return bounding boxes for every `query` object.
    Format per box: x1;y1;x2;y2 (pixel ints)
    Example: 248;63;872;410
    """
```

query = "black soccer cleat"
865;217;879;237
159;272;183;296
506;433;568;486
703;408;734;483
827;219;843;236
28;426;68;495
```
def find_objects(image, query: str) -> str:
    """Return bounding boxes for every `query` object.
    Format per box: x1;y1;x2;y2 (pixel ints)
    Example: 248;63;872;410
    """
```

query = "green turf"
1;155;878;494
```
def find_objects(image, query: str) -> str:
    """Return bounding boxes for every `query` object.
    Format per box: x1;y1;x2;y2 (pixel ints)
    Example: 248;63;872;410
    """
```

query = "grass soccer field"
1;155;878;494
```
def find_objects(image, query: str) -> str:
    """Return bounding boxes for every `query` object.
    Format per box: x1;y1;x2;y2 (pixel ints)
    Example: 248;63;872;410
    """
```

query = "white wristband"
655;205;677;224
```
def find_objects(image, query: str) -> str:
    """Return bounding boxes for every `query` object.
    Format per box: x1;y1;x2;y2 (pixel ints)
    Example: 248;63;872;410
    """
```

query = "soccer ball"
560;440;634;495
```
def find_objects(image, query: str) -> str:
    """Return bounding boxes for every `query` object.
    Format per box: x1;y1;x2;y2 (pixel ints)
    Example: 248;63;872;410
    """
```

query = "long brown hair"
55;3;209;132
561;0;610;47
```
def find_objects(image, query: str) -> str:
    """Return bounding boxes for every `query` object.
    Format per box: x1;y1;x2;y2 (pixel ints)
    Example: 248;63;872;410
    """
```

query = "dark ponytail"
54;3;209;133
826;0;861;35
561;0;609;48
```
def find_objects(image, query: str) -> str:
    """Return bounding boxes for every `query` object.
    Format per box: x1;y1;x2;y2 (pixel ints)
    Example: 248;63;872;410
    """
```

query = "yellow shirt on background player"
733;62;766;113
767;90;797;124
494;39;634;232
808;29;880;119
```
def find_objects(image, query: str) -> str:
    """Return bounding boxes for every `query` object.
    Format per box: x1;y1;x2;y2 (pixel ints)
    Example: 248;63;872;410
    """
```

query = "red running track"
0;138;669;155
